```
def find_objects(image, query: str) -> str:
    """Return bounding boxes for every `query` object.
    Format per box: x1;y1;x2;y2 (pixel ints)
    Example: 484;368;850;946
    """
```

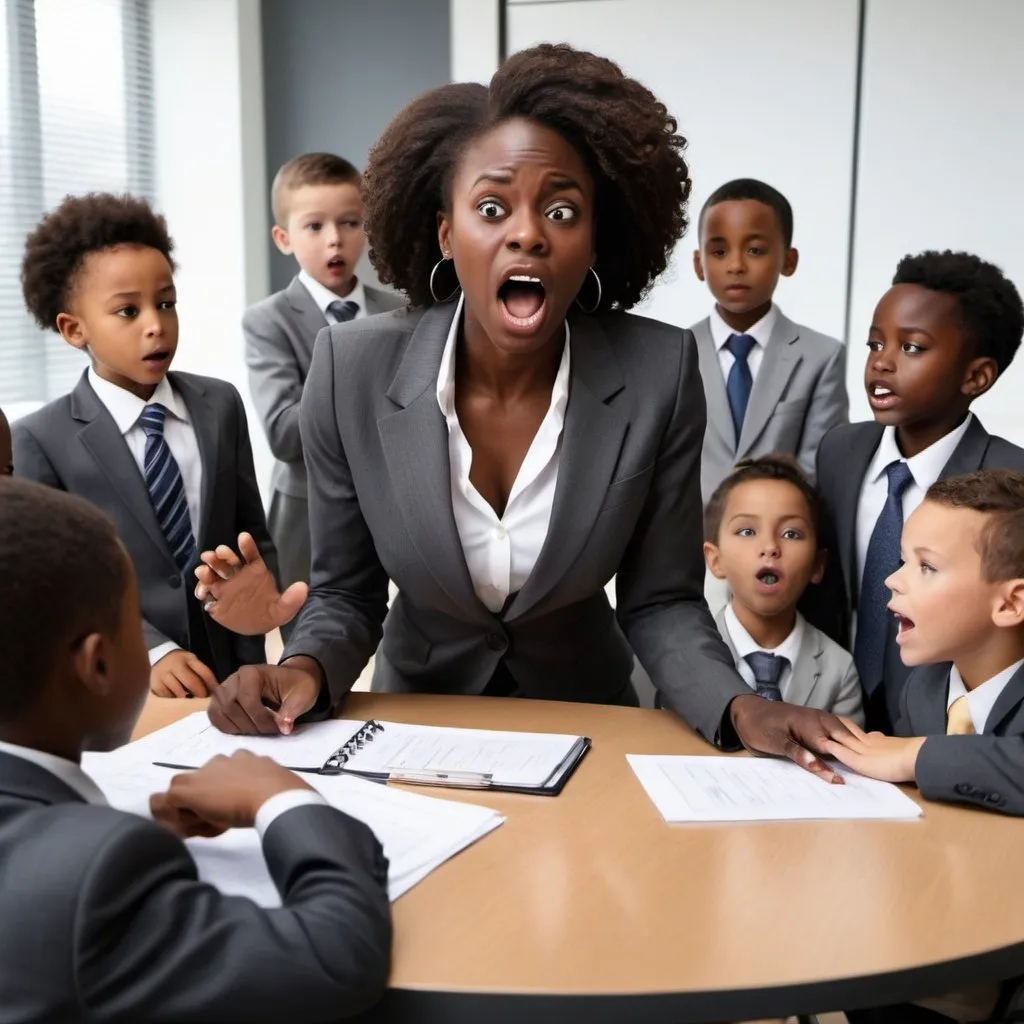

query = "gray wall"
260;0;451;293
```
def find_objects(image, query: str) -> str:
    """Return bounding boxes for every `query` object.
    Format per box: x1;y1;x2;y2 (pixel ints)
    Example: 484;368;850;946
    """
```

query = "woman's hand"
208;658;324;735
729;694;854;784
194;532;308;635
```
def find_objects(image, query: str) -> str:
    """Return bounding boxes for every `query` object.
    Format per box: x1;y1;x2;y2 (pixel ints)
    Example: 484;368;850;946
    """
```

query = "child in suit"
827;470;1024;1023
0;406;11;475
816;251;1024;732
244;153;403;594
0;477;390;1020
703;455;864;724
13;193;277;699
690;178;848;506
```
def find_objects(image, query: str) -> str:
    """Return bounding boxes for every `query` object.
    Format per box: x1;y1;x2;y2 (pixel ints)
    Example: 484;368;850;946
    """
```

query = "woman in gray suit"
198;44;852;777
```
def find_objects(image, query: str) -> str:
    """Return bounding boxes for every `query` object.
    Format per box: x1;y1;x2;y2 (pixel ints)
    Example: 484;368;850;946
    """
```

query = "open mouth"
142;349;170;365
498;274;547;331
326;256;346;273
755;566;783;588
868;381;899;405
892;611;916;642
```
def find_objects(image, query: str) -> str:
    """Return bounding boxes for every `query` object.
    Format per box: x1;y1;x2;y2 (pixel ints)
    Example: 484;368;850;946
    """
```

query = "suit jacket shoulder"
364;284;405;315
784;316;843;355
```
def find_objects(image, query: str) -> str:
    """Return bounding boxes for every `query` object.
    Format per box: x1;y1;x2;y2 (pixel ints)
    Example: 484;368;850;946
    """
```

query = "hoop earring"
429;254;461;303
574;265;602;314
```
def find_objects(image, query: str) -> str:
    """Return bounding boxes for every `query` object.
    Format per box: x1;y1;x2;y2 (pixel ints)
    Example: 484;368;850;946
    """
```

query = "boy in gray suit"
827;470;1024;1022
704;455;864;724
244;153;403;592
691;179;848;506
0;477;391;1021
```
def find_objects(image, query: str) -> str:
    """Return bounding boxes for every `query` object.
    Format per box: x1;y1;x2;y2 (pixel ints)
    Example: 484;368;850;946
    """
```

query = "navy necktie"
139;404;196;573
327;299;359;323
745;651;786;701
854;461;914;693
725;333;756;442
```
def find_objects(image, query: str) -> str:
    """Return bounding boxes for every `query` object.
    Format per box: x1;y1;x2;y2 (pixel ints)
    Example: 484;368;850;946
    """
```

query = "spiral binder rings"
321;720;386;775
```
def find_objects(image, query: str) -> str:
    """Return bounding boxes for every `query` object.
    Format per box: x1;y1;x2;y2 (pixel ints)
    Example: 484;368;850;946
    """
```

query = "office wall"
260;0;451;293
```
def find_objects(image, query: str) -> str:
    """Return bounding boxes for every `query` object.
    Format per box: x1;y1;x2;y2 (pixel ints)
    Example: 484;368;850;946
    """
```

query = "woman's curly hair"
22;192;175;331
363;43;691;311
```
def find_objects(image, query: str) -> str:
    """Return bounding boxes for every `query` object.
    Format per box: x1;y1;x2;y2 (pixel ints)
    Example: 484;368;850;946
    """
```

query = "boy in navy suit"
13;193;276;699
244;153;402;595
827;470;1024;1023
816;251;1024;732
0;476;391;1021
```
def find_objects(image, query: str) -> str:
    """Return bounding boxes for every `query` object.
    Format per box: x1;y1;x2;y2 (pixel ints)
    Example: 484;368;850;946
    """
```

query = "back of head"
0;478;128;721
21;192;175;332
699;178;794;248
926;470;1024;583
271;152;361;226
705;453;820;543
894;250;1024;377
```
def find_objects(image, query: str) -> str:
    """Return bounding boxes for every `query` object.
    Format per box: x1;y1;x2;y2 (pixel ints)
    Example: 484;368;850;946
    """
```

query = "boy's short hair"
893;250;1024;377
698;178;794;249
0;478;128;720
21;192;175;333
705;454;821;543
271;152;362;226
926;470;1024;583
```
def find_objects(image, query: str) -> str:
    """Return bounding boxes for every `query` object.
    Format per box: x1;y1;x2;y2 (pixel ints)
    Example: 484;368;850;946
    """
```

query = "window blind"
0;0;154;409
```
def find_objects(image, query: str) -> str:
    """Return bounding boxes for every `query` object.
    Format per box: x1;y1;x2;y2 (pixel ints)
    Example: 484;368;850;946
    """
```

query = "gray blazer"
12;371;275;681
901;661;1024;816
715;607;865;725
244;275;404;499
691;311;848;504
284;302;751;745
0;752;391;1021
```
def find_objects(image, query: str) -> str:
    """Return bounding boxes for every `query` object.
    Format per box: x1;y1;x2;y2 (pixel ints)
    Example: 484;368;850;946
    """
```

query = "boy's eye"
709;248;726;258
342;219;362;229
306;222;321;232
546;203;577;223
901;342;924;354
115;305;139;319
735;527;755;537
920;561;936;574
866;339;883;351
158;300;177;311
478;200;506;219
747;247;766;256
781;528;803;540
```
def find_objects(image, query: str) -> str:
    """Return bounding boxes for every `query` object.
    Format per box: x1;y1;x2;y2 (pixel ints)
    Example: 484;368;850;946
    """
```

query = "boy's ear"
703;540;726;579
271;224;293;256
72;632;112;698
692;250;705;282
55;312;87;350
781;247;799;278
809;546;828;585
961;356;999;400
437;210;452;257
992;579;1024;629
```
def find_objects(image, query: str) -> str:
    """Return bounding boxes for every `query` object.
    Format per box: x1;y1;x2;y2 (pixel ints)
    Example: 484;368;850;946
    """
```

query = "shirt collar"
299;269;366;318
865;413;974;489
0;739;108;805
724;602;805;664
947;657;1024;732
710;303;778;351
87;368;187;436
435;293;572;419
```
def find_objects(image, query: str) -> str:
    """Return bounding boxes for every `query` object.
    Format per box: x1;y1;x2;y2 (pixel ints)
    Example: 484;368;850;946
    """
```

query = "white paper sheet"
627;754;923;822
83;753;504;904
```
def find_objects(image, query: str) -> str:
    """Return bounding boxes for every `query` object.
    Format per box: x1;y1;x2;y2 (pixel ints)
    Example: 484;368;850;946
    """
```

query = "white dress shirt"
946;658;1023;734
0;739;325;838
437;294;571;613
298;270;368;324
88;368;204;665
710;302;779;385
724;601;806;700
854;414;974;590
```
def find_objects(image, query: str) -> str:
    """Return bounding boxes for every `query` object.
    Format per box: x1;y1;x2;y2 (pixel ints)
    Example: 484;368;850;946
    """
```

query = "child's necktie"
946;694;975;735
139;403;196;573
327;299;359;322
744;651;786;701
725;332;756;443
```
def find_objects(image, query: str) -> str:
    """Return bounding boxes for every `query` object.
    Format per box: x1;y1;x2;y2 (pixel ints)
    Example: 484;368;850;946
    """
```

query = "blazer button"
954;783;971;796
486;632;508;651
985;792;1004;805
168;575;182;589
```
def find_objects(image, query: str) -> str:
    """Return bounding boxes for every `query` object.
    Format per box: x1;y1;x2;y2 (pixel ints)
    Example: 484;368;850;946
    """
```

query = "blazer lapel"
168;373;220;548
837;424;882;605
71;373;174;564
985;663;1024;733
505;313;627;622
737;314;799;457
692;318;735;448
938;415;990;479
377;303;492;625
904;664;950;735
286;276;328;364
786;623;824;706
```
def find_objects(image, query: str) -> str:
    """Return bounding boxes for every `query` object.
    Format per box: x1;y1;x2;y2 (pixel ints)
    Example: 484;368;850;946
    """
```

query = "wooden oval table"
134;693;1024;1023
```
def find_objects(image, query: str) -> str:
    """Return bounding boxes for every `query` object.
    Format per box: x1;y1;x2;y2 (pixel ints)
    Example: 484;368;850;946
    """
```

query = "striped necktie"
327;299;359;322
139;403;196;573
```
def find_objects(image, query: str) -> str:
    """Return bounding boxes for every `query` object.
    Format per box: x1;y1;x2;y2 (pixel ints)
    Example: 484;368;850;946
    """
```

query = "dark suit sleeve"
616;329;749;746
11;422;63;488
76;805;391;1022
243;307;305;464
227;385;279;666
915;736;1024;816
282;328;391;706
795;343;848;483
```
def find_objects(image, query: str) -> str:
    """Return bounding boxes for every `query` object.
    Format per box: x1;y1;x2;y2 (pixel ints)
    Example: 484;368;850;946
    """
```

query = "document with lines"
627;754;923;822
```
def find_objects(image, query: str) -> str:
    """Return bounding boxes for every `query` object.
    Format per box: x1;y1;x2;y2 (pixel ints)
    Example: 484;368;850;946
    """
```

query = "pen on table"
386;767;493;788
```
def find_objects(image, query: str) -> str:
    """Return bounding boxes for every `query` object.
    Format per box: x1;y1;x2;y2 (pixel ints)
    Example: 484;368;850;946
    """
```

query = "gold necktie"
946;694;976;735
